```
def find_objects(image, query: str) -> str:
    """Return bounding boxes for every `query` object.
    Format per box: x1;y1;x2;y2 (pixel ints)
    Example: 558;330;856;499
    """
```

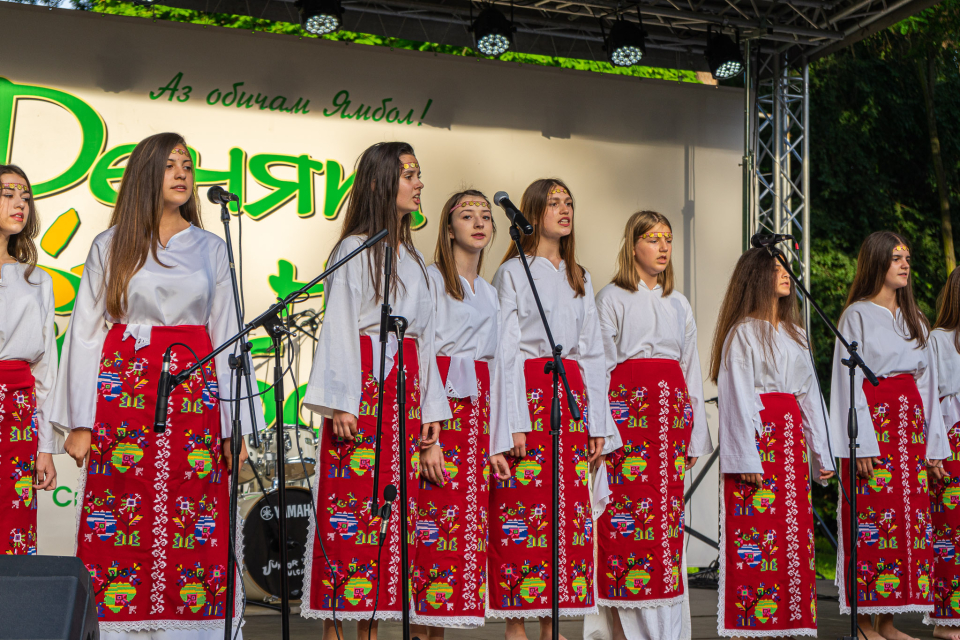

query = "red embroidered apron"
929;408;960;624
0;360;39;556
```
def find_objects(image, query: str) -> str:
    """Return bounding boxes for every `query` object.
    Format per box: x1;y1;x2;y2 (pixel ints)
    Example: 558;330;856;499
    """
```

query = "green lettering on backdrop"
246;154;325;219
0;77;106;196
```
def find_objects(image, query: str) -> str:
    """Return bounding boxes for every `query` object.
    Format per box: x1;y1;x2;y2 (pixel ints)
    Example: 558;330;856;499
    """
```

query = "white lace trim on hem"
924;613;960;626
299;609;410;621
717;626;817;638
485;606;599;619
596;594;685;610
838;604;933;615
409;613;485;628
97;619;243;633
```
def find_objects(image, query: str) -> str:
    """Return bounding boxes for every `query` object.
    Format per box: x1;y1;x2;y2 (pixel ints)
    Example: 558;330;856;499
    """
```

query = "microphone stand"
366;244;417;640
762;245;877;640
217;198;261;640
507;221;582;640
160;229;389;640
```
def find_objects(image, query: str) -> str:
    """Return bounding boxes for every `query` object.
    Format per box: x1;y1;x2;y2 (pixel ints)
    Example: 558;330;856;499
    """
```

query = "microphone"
751;233;799;250
207;185;239;204
493;192;533;235
362;228;389;249
379;484;397;536
154;349;173;433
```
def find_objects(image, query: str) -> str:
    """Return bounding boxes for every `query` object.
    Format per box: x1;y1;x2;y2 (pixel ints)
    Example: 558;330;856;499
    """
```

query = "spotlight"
473;6;514;57
297;0;343;35
705;26;744;80
603;15;646;67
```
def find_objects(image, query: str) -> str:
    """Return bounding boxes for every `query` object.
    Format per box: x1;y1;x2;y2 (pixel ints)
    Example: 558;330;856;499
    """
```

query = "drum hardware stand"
507;220;582;640
161;229;389;640
757;241;877;640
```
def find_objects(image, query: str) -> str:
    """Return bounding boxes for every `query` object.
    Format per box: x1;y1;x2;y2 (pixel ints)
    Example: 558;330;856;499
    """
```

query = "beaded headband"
401;162;419;170
640;232;672;241
893;244;909;252
1;183;27;191
170;147;189;156
451;200;490;212
549;186;569;196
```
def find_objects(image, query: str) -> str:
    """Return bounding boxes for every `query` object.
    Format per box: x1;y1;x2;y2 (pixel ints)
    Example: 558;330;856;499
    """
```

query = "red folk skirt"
410;356;490;628
597;358;692;608
77;325;237;632
838;374;934;615
929;406;960;625
719;392;818;637
302;335;421;621
487;358;596;619
0;360;39;556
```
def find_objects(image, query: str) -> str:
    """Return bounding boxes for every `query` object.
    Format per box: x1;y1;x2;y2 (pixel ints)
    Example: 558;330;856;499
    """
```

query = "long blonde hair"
612;210;674;295
433;189;495;301
499;178;586;297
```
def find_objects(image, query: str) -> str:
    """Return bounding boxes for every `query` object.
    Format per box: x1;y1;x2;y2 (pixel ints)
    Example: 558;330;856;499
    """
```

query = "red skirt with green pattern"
0;360;39;556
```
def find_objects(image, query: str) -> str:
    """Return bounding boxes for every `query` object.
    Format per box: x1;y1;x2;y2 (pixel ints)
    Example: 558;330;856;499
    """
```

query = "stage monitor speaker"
0;556;99;640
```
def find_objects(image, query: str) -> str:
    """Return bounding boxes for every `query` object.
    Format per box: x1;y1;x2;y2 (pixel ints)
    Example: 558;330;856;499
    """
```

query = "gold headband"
170;148;188;156
1;183;27;191
401;162;419;170
893;244;908;252
640;232;672;241
549;186;569;196
451;200;490;212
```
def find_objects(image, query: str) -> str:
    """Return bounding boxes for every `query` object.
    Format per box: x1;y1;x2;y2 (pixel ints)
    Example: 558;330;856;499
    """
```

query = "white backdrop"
0;2;743;566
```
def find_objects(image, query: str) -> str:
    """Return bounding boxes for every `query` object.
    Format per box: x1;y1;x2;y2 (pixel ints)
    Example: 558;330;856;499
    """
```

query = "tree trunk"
918;52;956;274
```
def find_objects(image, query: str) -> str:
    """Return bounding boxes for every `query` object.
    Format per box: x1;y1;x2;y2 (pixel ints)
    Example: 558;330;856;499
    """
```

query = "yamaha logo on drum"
257;503;313;522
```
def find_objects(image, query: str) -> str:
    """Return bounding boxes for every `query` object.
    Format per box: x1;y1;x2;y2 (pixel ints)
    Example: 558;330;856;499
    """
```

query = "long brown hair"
0;164;39;283
934;267;960;353
708;248;806;382
330;141;425;301
499;178;586;297
105;132;202;319
433;189;495;301
612;210;674;296
845;230;928;348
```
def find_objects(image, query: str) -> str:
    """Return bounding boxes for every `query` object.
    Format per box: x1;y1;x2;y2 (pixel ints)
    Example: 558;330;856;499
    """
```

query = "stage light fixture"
298;0;343;35
603;15;646;67
473;6;514;57
705;26;744;80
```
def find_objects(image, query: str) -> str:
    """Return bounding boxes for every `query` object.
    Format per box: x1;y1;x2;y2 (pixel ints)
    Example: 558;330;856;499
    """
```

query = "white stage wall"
0;2;743;567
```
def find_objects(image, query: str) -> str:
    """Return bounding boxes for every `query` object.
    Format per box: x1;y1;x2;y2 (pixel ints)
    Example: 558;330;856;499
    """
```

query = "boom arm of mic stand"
766;247;879;386
508;224;581;421
169;229;389;388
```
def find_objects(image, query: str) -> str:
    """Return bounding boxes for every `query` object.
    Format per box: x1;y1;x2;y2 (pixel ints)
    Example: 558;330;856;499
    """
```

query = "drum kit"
238;423;317;606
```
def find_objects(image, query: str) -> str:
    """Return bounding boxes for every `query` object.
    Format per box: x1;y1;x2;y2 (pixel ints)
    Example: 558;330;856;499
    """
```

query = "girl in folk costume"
409;190;513;637
927;267;960;640
586;211;713;640
53;133;262;640
711;248;835;639
0;165;59;556
829;231;948;640
300;142;451;640
490;178;620;640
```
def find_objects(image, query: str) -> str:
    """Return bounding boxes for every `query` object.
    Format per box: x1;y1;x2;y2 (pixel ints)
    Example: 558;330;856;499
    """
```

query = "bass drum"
239;487;314;603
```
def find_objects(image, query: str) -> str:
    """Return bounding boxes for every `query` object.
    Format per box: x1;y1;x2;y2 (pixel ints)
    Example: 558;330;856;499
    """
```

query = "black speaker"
0;556;98;640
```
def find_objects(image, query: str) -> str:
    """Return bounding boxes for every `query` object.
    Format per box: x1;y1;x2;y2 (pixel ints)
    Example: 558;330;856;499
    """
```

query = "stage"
241;581;932;639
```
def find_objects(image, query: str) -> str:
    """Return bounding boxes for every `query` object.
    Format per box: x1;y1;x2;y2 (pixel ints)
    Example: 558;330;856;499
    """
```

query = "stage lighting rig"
705;26;744;80
298;0;343;35
602;8;646;68
472;5;514;57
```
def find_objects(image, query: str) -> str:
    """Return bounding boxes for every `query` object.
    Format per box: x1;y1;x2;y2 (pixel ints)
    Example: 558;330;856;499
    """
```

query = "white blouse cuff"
591;463;612;519
121;324;153;351
444;355;478;401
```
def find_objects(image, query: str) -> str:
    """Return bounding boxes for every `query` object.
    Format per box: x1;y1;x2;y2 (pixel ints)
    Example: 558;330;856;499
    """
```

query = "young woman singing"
300;142;450;640
409;190;513;637
489;178;620;640
830;231;949;640
588;210;713;640
52;133;262;639
712;247;835;639
0;164;59;556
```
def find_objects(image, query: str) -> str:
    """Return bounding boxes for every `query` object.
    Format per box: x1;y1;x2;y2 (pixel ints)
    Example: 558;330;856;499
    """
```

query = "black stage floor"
242;580;935;639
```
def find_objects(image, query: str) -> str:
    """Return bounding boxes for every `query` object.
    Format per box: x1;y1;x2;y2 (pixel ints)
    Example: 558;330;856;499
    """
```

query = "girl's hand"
819;469;836;482
222;437;249;472
420;422;441;447
926;458;946;483
489;454;512;481
588;437;605;467
856;457;880;479
685;456;699;471
332;410;358;441
739;472;763;486
509;433;526;459
64;429;91;468
34;452;57;490
420;444;445;486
